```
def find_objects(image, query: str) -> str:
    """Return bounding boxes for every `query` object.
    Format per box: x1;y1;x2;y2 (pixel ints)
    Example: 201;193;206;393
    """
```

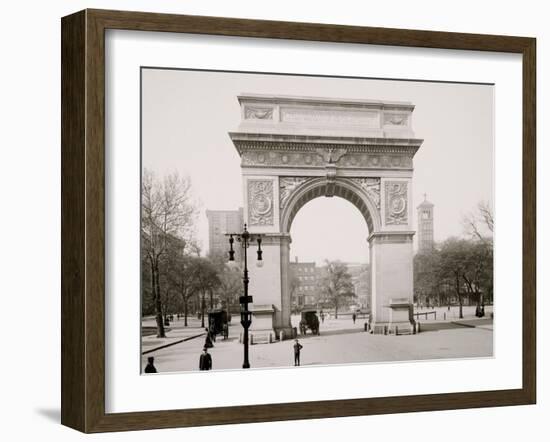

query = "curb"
450;321;477;328
450;320;493;330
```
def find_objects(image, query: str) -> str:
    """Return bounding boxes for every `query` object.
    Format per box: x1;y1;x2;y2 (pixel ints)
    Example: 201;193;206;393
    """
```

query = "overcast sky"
142;68;493;265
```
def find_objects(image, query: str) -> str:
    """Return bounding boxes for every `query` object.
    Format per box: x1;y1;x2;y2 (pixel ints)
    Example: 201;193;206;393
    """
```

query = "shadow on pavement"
419;318;493;333
297;327;364;339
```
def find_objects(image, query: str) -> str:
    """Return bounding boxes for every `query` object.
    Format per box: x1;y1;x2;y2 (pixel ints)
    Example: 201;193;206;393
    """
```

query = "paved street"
141;306;493;374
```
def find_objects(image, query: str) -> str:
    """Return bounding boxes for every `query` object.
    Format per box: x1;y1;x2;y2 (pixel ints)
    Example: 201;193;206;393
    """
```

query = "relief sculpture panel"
245;106;274;120
385;181;408;225
352;178;381;210
247;180;274;226
279;177;309;209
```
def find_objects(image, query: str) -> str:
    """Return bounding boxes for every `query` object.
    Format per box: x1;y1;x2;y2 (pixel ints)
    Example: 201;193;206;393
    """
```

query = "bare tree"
462;201;494;306
167;252;199;327
463;200;494;243
217;266;242;314
192;258;221;328
414;249;443;307
141;169;197;337
438;239;469;319
478;201;494;233
461;241;493;309
438;237;493;318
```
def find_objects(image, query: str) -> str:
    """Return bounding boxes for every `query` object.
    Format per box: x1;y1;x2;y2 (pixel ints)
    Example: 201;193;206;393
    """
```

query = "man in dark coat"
199;347;212;371
293;339;303;366
144;356;157;374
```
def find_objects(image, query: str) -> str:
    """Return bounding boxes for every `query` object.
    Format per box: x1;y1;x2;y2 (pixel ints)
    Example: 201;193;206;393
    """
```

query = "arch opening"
288;196;371;315
281;177;380;234
289;196;371;265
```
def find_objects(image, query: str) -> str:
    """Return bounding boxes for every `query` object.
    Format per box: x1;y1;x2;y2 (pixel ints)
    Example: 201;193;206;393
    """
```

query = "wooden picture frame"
61;8;536;433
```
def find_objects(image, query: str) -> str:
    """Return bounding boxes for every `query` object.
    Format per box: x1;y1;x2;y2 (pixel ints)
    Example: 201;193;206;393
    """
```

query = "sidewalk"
413;305;494;323
141;316;207;353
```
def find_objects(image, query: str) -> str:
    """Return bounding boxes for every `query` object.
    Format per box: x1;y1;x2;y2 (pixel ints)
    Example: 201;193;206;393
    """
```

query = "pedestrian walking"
144;356;157;374
199;347;212;371
293;339;303;366
223;322;229;340
204;329;214;348
352;312;357;324
211;328;217;342
208;325;217;342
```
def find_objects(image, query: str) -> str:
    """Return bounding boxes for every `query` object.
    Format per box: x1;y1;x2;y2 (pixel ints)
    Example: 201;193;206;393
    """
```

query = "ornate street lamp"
227;224;263;369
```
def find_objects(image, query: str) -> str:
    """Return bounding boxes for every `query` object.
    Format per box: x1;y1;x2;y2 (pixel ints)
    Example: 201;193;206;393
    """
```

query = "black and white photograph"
140;68;494;374
3;0;544;440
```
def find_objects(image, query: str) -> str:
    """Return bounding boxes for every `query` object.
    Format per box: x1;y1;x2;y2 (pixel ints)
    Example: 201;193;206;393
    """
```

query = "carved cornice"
230;134;423;152
368;231;415;244
237;94;415;111
240;148;413;170
250;232;292;245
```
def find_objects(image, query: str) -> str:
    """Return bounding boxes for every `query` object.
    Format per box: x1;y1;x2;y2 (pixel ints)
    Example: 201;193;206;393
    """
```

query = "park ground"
141;305;493;374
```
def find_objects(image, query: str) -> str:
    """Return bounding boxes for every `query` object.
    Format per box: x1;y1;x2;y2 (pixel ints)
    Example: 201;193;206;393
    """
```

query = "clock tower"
417;194;434;252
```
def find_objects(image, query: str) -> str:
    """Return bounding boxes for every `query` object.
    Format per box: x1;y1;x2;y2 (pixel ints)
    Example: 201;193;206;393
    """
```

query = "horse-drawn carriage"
207;309;229;339
299;308;320;335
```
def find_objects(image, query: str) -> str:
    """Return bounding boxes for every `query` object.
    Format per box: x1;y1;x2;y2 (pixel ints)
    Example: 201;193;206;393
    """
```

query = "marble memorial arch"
229;94;424;339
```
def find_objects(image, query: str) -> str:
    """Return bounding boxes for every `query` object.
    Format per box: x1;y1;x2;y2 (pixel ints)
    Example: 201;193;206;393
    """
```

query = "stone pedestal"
387;298;416;335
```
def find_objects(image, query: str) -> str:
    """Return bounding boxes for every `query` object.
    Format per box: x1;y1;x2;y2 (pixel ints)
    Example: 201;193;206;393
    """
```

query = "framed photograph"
61;9;536;433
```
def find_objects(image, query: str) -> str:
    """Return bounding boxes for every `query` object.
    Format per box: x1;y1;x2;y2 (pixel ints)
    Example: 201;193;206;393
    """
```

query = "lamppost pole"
227;224;262;369
241;226;251;369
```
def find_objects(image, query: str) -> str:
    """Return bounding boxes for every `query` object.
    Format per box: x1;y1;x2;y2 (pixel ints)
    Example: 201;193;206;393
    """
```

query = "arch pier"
229;94;424;339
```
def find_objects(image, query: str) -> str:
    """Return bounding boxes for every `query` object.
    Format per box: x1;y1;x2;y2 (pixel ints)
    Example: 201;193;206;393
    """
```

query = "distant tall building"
206;208;244;261
417;194;434;252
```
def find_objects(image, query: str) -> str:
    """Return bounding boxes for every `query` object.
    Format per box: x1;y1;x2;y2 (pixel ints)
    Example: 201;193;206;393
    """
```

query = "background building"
347;263;371;311
417;195;435;253
290;257;318;310
206;208;244;262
